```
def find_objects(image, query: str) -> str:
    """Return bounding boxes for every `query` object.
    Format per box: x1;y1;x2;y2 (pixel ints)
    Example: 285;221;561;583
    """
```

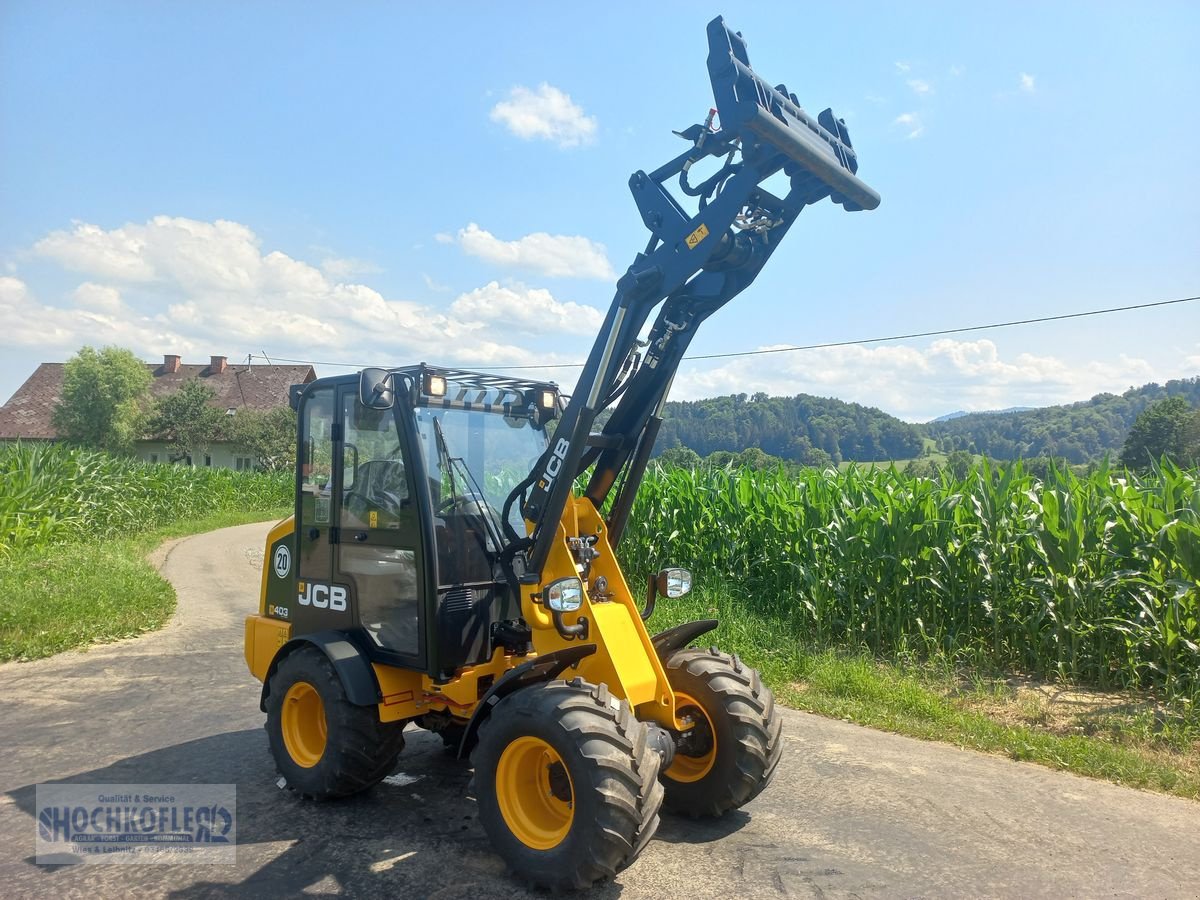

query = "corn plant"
0;442;292;554
620;459;1200;705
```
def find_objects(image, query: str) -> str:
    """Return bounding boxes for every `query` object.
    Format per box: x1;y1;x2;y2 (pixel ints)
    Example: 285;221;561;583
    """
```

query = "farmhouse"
0;354;315;469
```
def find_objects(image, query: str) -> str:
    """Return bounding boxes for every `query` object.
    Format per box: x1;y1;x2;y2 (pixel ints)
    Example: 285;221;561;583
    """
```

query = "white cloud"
1184;344;1200;369
490;83;597;148
670;338;1173;422
894;61;911;73
9;216;598;372
449;281;604;337
72;282;124;314
35;221;157;281
0;275;194;355
907;78;933;95
320;256;382;279
894;112;924;139
422;273;451;293
949;65;965;77
1019;72;1036;93
453;223;615;280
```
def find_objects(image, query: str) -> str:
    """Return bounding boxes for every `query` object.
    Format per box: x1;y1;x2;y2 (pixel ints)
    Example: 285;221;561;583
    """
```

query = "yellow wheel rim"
281;681;327;768
495;736;574;850
666;692;717;783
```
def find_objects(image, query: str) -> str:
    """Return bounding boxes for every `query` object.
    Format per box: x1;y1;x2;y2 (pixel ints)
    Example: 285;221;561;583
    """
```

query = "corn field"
0;442;292;553
621;460;1200;703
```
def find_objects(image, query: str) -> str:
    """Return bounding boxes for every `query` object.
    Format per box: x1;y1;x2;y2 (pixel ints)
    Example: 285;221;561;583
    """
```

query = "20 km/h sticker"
273;545;291;579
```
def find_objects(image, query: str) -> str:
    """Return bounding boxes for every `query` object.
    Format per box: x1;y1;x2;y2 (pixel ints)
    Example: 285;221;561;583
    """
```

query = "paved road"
1;522;1198;899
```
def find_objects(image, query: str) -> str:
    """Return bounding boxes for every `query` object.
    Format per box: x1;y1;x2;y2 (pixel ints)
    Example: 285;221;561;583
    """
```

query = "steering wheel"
346;488;407;523
343;491;375;521
437;491;491;515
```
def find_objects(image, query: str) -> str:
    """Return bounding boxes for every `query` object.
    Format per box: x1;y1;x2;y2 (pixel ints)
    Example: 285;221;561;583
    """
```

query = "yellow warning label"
685;223;710;249
369;510;378;528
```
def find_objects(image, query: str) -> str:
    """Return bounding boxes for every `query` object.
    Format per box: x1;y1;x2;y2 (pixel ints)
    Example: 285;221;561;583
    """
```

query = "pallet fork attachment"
706;17;881;213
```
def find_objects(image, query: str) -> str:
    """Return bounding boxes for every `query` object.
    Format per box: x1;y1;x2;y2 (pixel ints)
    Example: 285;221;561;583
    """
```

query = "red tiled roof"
0;359;316;440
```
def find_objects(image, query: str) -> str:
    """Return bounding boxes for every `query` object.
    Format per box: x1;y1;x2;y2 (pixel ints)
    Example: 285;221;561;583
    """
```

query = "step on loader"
244;15;879;890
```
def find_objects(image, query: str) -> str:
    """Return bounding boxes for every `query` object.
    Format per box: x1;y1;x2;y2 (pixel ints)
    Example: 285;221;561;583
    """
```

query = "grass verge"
654;587;1200;801
0;508;289;662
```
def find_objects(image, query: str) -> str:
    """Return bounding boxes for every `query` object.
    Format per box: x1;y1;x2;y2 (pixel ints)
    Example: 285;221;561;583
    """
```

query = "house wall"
137;440;257;470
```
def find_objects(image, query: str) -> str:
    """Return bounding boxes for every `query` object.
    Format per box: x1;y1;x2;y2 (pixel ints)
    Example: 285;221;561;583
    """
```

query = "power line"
686;294;1200;361
251;293;1200;372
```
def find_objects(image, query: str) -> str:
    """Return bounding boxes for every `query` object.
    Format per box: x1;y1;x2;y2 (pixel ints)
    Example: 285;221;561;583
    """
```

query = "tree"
1184;409;1200;466
656;446;702;470
942;449;973;481
1120;397;1195;470
227;407;298;472
149;380;226;464
902;457;936;478
800;446;834;469
734;447;777;470
52;346;152;454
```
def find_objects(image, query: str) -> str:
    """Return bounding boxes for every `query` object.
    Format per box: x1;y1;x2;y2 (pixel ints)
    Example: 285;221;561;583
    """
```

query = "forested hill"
655;393;924;465
926;377;1200;463
650;377;1200;466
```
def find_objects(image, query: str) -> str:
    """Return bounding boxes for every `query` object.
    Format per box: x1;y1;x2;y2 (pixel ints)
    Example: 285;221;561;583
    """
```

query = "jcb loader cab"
260;365;559;677
245;15;880;890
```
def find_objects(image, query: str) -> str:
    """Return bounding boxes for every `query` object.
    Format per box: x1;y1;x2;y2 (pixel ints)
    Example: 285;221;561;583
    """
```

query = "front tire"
265;646;405;799
661;647;783;817
472;678;664;891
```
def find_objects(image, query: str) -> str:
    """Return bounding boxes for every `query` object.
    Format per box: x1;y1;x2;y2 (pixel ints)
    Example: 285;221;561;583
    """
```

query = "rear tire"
266;646;405;799
661;647;783;818
472;678;664;891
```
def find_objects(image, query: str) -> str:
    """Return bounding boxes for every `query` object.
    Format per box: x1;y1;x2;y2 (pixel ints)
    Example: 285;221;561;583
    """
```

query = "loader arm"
515;15;881;575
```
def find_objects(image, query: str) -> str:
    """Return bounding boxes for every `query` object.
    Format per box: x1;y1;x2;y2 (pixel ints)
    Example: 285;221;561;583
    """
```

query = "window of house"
149;453;159;464
236;456;253;471
204;455;212;467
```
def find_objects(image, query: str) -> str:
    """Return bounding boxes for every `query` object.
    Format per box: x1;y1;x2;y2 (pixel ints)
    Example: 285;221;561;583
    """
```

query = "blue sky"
2;2;1197;422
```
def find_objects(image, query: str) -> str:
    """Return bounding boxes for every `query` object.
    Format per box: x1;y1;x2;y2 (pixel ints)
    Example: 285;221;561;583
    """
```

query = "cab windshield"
413;405;548;537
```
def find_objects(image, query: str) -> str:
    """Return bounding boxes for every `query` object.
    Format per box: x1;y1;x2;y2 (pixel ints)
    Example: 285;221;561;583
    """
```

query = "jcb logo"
298;581;348;612
539;438;571;491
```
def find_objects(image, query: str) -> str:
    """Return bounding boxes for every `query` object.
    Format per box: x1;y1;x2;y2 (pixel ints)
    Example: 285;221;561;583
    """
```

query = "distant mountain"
926;378;1200;463
929;406;1033;424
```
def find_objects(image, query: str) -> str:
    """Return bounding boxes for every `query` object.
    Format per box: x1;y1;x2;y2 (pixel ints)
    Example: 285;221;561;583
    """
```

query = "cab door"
292;382;339;634
333;384;426;668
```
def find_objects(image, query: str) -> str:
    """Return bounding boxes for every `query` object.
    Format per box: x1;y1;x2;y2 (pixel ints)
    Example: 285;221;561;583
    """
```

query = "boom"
512;16;881;575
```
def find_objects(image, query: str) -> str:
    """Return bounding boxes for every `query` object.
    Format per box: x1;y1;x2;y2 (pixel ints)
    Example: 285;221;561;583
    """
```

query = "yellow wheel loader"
244;15;879;890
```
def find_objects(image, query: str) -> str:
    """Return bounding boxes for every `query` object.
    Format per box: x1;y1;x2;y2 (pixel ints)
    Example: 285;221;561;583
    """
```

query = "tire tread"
473;677;664;891
662;647;782;817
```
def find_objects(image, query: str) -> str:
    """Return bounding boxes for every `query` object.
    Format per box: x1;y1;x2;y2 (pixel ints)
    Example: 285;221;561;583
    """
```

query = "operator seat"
340;458;419;655
344;459;408;525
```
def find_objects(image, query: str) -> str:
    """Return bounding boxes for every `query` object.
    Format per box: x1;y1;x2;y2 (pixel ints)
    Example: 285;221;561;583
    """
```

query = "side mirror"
656;568;693;599
359;368;395;410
